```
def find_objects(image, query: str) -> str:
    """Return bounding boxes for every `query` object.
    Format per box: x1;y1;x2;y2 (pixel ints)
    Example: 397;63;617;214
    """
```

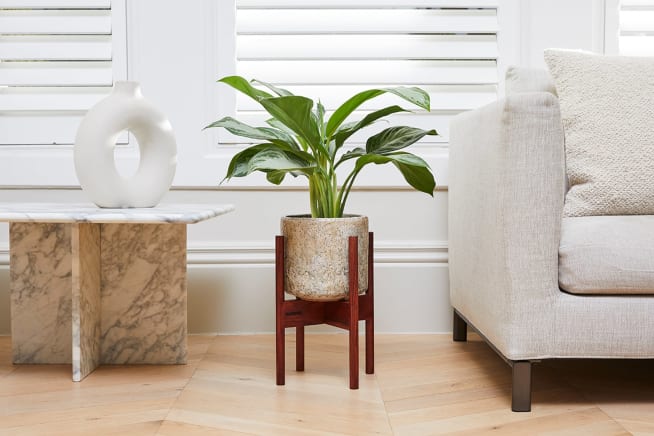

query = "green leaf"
335;147;366;168
259;96;323;154
252;79;293;97
204;116;297;148
385;87;431;111
354;152;435;195
333;105;408;150
266;170;287;185
366;126;437;155
391;155;435;196
326;89;383;137
266;118;299;139
326;86;431;137
224;143;314;182
225;143;271;180
316;101;326;130
248;148;314;174
218;76;272;101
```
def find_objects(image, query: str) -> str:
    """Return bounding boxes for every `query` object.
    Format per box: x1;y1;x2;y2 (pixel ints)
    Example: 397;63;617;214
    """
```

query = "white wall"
0;0;608;335
518;0;607;68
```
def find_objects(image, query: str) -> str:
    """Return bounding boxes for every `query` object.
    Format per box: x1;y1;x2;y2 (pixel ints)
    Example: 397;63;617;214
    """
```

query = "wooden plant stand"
275;233;374;389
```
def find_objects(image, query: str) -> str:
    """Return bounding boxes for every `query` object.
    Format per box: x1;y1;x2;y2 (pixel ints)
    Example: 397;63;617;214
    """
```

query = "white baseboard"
0;239;448;266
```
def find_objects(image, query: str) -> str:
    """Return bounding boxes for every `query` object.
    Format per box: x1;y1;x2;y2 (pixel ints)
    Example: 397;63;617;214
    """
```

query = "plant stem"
336;168;360;217
309;176;318;218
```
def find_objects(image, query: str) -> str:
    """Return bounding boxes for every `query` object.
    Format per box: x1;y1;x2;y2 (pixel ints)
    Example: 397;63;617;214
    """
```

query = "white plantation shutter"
618;0;654;56
0;0;127;145
220;0;500;147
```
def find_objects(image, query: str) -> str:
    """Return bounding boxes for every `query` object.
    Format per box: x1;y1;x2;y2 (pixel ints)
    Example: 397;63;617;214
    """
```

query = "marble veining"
0;203;235;224
10;223;72;364
71;223;102;381
100;223;187;364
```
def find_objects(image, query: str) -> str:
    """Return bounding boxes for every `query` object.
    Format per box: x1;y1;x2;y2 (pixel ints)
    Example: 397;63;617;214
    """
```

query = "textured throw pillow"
544;49;654;217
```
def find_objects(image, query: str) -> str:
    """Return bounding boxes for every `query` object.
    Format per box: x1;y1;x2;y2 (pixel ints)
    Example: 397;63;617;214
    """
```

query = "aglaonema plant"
205;76;437;218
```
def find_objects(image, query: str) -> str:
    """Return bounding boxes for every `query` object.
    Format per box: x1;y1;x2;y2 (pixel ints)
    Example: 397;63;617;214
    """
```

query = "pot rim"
282;214;367;221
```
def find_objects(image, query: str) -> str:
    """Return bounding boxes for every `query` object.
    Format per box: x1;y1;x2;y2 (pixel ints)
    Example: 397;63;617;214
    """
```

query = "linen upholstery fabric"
559;216;654;294
544;49;654;217
505;66;557;96
449;92;654;360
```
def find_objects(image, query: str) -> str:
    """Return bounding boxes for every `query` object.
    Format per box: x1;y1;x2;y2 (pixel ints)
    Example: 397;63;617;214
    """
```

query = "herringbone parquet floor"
0;334;653;435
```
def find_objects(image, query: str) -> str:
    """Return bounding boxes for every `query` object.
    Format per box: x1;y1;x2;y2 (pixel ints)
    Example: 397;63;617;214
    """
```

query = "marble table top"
0;203;235;224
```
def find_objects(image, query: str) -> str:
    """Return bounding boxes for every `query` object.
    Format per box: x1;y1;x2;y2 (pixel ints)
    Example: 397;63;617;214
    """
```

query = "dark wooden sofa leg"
511;361;532;412
453;309;467;342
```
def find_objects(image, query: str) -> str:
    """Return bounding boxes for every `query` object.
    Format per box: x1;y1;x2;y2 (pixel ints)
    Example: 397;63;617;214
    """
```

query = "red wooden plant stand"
275;232;375;389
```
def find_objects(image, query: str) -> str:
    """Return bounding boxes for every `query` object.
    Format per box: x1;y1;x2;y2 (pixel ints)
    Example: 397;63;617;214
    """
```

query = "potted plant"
206;76;436;301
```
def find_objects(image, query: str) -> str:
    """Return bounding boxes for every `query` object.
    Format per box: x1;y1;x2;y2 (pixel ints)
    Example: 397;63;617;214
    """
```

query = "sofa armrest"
448;92;565;354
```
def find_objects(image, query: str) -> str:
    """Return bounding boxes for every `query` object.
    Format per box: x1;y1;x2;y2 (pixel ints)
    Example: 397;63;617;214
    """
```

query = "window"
207;0;502;187
0;0;127;145
618;0;654;55
218;0;499;147
606;0;654;56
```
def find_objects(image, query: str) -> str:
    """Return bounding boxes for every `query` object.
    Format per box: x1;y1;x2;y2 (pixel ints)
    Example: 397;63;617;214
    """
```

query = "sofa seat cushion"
559;216;654;295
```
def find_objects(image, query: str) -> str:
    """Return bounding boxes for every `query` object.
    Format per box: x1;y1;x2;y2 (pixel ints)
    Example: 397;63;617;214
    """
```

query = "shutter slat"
0;10;111;35
620;10;654;31
238;34;497;60
0;61;112;86
620;35;654;55
237;60;497;85
0;114;85;145
237;9;498;34
0;87;110;111
0;35;112;61
236;85;497;111
0;0;109;8
0;114;126;145
620;0;654;9
238;0;498;8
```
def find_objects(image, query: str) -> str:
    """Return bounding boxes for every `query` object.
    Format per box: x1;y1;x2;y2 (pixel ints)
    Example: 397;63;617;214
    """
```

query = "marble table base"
10;222;187;381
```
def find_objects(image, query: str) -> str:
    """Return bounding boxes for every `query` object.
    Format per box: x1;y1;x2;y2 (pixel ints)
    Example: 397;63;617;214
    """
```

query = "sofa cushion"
505;67;557;96
559;215;654;295
544;49;654;217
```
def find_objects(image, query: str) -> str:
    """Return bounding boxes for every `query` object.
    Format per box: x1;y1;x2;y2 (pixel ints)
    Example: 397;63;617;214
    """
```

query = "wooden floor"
1;333;653;435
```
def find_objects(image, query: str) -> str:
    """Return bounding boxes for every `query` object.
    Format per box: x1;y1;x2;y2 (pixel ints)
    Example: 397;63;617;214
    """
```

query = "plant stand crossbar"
275;233;375;389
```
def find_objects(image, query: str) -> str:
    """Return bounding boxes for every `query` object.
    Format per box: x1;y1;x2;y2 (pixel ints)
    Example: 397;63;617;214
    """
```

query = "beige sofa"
448;68;654;412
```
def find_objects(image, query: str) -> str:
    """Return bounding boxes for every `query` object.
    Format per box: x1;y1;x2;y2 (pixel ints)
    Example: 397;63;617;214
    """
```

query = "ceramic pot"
74;81;177;208
281;215;369;301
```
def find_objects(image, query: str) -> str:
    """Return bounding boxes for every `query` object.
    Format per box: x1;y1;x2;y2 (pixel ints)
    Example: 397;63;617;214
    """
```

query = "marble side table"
0;203;234;381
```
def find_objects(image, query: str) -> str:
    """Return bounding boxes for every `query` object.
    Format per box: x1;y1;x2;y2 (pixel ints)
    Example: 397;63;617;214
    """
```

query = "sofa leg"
452;309;467;342
511;361;532;412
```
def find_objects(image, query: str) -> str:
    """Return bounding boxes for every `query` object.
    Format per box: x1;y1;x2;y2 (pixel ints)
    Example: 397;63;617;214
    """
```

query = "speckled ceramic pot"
281;215;369;301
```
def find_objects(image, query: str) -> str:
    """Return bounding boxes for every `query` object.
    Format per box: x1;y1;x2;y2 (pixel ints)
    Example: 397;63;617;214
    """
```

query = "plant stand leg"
365;232;374;375
453;309;468;342
275;236;285;386
348;236;359;390
296;325;304;372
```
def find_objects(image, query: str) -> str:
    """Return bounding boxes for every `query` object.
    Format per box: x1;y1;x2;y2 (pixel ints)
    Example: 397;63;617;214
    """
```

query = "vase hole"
113;131;141;179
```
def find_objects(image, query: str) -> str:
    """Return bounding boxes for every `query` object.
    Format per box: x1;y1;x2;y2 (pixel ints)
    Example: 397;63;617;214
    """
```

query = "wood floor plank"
157;420;252;435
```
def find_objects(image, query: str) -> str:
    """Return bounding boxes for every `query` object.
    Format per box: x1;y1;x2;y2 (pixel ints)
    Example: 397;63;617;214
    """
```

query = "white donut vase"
74;81;177;208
